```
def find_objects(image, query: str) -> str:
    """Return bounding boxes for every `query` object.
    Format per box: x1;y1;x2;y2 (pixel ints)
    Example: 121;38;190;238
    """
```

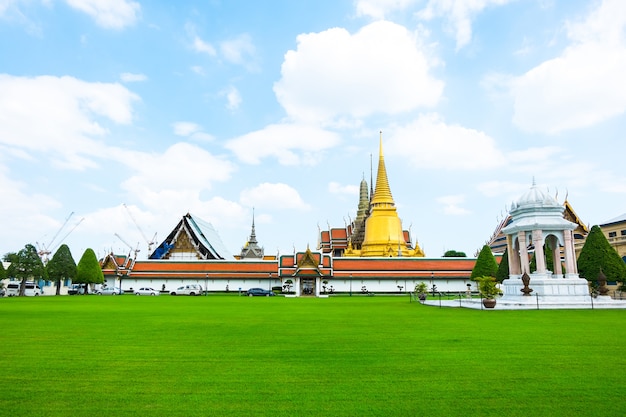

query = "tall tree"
578;225;626;284
75;248;104;292
471;245;498;280
47;244;77;296
6;244;46;296
495;248;509;283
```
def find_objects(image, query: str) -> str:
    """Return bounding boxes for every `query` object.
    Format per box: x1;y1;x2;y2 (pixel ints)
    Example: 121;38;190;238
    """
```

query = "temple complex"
100;133;474;297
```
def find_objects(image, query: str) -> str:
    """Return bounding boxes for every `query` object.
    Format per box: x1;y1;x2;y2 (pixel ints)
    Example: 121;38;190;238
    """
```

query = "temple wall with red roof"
101;251;476;294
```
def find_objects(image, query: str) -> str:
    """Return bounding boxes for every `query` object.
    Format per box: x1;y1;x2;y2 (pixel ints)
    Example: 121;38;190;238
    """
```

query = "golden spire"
358;132;425;257
371;131;394;205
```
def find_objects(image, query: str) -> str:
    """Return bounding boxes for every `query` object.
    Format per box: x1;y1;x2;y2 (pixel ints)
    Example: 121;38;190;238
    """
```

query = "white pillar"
553;246;563;277
563;230;578;275
532;229;546;273
507;234;521;275
519;232;530;274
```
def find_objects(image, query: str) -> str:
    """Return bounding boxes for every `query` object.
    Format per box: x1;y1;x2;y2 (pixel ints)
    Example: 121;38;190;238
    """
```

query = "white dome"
517;183;558;207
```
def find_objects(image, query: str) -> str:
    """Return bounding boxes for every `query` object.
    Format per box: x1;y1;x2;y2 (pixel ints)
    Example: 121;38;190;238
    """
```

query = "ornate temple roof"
238;210;264;259
149;213;233;260
503;182;577;235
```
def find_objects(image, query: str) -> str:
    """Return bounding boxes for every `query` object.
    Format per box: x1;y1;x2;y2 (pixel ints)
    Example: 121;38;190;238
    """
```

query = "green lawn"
0;295;624;416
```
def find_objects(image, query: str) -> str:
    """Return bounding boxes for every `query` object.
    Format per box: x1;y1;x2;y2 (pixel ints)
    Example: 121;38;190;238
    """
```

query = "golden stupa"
345;133;424;257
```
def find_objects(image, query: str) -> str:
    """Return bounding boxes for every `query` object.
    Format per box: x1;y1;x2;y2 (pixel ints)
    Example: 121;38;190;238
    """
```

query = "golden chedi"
348;133;424;257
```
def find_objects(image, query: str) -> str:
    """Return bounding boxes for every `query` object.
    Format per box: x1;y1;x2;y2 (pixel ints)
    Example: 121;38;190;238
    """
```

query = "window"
621;230;626;236
609;231;617;238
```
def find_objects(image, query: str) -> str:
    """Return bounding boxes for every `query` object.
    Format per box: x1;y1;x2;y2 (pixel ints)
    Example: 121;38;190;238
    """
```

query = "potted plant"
415;282;428;302
474;276;502;308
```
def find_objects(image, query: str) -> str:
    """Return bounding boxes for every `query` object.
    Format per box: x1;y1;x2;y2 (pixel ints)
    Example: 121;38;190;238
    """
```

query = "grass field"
0;295;625;416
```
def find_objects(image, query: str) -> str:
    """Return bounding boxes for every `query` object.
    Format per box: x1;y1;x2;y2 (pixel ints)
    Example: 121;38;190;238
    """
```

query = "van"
169;284;203;296
5;282;42;296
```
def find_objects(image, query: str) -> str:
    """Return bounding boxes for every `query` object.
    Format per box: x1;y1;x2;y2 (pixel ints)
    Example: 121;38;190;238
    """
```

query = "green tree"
75;248;104;292
495;248;509;283
0;260;6;292
471;245;498;280
443;250;467;257
578;225;626;283
47;244;77;296
6;244;46;296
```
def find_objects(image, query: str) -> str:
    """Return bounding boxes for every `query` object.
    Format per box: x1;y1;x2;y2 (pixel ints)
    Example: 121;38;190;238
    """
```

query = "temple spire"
359;132;424;257
371;131;394;205
249;207;258;245
238;208;264;259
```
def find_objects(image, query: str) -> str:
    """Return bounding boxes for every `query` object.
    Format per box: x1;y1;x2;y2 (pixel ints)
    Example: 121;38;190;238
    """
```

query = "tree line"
1;244;103;296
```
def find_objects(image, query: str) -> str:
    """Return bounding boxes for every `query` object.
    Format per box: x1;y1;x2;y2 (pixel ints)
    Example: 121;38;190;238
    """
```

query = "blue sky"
1;0;625;261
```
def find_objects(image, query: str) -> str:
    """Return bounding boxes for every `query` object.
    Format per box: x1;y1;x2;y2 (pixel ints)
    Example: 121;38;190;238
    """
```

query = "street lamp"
205;273;208;296
269;273;272;292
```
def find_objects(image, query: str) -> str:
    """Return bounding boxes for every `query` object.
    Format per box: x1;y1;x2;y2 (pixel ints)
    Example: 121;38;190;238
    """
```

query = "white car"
5;282;41;296
97;286;123;295
134;287;160;296
169;284;203;296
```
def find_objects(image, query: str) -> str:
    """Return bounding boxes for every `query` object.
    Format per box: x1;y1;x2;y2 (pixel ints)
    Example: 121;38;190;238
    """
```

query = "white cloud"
190;65;205;75
187;25;257;71
192;35;216;55
274;21;443;124
172;121;201;137
221;85;242;111
0;164;62;245
0;74;139;169
171;121;215;142
510;0;626;134
219;33;257;70
355;0;418;19
328;181;359;195
417;0;514;50
386;113;505;170
436;194;470;215
65;0;140;30
120;72;147;82
240;183;311;210
118;142;236;211
225;123;341;166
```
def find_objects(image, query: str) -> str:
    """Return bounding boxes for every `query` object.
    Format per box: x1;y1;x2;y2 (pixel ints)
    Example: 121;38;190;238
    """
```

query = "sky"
1;0;625;262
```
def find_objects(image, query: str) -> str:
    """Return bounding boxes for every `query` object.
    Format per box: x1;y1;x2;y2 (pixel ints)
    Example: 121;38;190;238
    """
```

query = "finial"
532;176;536;186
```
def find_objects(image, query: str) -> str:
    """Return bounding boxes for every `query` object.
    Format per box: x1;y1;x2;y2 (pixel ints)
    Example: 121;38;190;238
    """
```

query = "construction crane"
122;203;158;253
114;233;141;259
37;212;83;262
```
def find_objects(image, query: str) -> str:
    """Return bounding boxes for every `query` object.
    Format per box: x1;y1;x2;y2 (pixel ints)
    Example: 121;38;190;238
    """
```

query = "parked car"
134;287;160;296
246;287;275;297
68;284;88;295
97;286;123;295
169;284;203;296
5;282;42;296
